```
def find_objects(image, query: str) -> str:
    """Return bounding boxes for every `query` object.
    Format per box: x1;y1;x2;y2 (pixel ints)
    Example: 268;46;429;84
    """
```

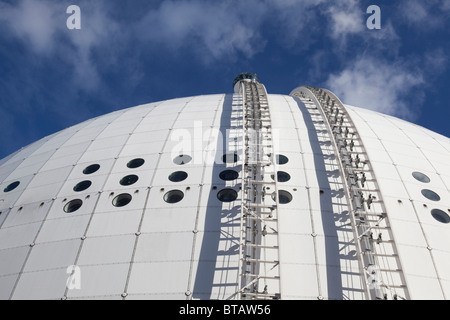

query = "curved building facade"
0;75;449;300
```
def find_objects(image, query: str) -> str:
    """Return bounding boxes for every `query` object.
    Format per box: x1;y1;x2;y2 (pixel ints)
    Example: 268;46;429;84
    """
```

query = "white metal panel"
0;246;29;276
134;232;193;262
280;264;320;299
86;210;142;237
66;264;130;298
102;170;154;191
110;154;159;174
1;200;52;228
87;135;129;152
0;222;41;250
0;174;35;211
77;146;124;163
405;274;445;300
57;175;107;199
77;235;135;266
12;268;68;300
0;275;18;300
140;207;197;233
24;239;81;272
46;192;99;220
66;158;116;181
126;261;190;295
36;215;91;243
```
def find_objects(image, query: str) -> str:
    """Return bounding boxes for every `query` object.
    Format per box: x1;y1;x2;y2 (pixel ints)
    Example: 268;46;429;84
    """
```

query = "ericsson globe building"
0;74;449;300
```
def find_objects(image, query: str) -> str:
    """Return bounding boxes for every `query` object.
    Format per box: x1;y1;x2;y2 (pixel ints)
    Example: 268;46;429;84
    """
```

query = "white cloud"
325;0;365;41
325;56;424;119
137;0;268;62
398;0;450;29
424;48;448;75
0;0;122;90
0;0;61;54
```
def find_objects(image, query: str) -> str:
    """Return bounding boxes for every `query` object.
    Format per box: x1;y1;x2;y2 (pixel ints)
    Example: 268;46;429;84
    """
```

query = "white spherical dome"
0;82;449;300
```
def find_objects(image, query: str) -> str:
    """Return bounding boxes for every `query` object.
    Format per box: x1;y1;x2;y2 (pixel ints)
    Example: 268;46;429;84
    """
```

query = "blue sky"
0;0;449;160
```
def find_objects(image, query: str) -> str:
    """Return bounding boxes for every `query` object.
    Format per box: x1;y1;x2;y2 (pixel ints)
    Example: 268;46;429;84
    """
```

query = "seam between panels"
122;96;197;298
6;112;127;300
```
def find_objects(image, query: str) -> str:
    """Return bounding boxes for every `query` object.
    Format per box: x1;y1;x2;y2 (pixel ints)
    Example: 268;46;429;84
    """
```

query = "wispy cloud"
0;0;61;54
0;0;122;90
325;56;424;120
397;0;450;29
325;0;365;42
137;0;268;62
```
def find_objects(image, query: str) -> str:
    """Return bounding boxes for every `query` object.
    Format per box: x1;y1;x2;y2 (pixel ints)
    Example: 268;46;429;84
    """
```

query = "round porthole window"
64;199;83;213
271;171;291;182
217;189;238;202
276;154;289;165
168;171;188;182
412;171;430;183
421;189;441;202
73;180;92;192
173;155;192;165
272;190;293;204
127;158;145;169
164;190;184;203
83;164;100;175
219;170;239;181
112;193;132;207
431;209;450;224
222;153;239;163
4;181;20;193
120;175;139;186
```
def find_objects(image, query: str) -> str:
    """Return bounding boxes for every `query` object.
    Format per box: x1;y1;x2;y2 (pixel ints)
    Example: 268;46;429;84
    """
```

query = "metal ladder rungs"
242;274;280;280
245;217;278;222
364;252;399;258
378;268;403;273
247;180;277;185
246;203;277;209
242;244;279;249
241;292;280;299
243;258;279;264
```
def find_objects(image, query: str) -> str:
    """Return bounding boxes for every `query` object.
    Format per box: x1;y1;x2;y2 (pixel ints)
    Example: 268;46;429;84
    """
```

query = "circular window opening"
276;154;289;165
217;189;238;202
127;158;145;169
168;171;188;182
120;175;139;186
4;181;20;193
83;164;100;175
272;190;293;204
219;170;239;181
431;209;450;224
421;189;441;202
73;180;92;192
222;153;239;163
64;199;83;213
164;190;184;203
173;155;192;165
271;171;291;183
412;171;430;183
112;193;132;207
